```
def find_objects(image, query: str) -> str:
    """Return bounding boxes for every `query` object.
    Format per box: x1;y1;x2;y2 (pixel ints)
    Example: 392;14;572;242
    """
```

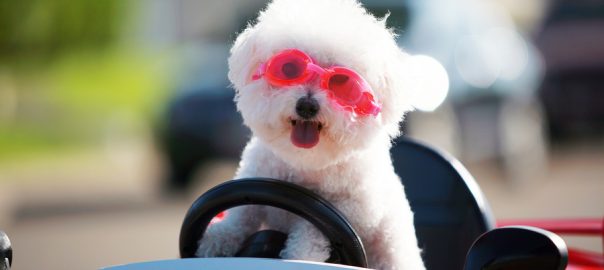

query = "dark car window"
546;1;604;24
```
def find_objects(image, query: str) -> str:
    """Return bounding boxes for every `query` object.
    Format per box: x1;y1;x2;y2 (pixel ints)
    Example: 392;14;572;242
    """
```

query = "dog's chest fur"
236;137;406;241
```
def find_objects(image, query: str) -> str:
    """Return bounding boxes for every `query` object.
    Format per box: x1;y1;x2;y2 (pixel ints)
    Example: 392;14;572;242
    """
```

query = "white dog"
196;0;426;269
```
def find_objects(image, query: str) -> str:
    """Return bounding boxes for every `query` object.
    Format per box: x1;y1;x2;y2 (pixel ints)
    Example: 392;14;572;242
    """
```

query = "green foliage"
47;49;170;122
0;0;125;61
0;125;82;161
0;48;172;161
0;1;173;162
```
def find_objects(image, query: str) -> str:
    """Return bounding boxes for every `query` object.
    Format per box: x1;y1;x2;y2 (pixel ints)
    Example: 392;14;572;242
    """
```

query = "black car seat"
391;136;496;270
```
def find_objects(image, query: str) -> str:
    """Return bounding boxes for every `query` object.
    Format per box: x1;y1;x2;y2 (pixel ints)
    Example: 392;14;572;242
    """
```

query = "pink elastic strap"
252;62;267;80
306;63;326;76
366;103;381;117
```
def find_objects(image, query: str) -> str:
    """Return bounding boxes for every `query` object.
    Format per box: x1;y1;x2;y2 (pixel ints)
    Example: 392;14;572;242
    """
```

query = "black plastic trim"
464;226;568;270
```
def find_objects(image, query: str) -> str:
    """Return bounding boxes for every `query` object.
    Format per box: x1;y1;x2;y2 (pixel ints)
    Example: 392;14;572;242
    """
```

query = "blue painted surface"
102;258;367;270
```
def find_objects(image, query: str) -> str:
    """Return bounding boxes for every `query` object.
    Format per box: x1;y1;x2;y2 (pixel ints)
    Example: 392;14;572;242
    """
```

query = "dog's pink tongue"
291;121;320;149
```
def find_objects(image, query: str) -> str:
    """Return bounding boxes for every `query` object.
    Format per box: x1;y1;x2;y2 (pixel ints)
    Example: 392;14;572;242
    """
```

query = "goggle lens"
325;69;364;105
265;50;312;86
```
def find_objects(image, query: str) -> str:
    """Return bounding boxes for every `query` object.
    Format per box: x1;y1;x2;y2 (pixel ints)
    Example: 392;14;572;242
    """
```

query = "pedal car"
1;138;601;270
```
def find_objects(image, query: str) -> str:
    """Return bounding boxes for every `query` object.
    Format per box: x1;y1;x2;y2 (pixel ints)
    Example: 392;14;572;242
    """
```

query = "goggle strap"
368;103;381;116
251;62;267;80
358;94;382;116
306;63;326;76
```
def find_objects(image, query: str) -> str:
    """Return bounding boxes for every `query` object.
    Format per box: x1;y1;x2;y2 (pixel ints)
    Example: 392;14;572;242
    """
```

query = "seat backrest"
391;136;495;270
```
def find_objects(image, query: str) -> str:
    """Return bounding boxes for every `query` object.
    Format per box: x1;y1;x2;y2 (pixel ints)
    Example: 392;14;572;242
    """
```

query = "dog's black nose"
295;96;319;119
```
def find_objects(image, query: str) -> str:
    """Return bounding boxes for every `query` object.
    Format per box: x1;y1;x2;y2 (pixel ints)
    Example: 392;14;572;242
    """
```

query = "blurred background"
0;0;602;269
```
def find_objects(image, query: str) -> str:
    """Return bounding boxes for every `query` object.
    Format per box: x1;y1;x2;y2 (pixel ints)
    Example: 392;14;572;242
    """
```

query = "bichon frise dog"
196;0;426;269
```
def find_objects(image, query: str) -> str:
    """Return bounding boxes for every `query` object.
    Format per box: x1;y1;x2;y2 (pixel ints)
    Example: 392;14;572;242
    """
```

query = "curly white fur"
196;0;426;269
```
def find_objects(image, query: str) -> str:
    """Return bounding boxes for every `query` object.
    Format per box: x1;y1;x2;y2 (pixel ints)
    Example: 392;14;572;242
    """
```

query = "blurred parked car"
159;43;250;192
535;0;604;140
157;0;266;192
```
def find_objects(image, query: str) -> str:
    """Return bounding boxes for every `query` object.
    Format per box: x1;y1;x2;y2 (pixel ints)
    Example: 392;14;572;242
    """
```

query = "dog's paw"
279;221;331;262
280;237;331;261
195;228;242;257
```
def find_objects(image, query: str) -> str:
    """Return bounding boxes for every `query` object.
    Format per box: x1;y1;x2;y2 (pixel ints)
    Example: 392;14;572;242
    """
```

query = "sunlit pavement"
0;146;602;270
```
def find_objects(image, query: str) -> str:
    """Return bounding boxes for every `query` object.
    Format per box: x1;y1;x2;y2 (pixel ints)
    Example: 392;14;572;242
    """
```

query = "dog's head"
229;0;416;169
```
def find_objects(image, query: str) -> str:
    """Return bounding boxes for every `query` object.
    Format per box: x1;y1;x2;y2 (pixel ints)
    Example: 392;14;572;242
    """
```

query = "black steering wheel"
179;178;368;268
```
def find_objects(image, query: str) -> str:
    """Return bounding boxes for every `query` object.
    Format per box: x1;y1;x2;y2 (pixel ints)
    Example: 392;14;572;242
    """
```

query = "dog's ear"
378;49;417;138
228;26;260;92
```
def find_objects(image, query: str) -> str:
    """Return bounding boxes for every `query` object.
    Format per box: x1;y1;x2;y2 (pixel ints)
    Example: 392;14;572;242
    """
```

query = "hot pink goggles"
252;49;381;117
